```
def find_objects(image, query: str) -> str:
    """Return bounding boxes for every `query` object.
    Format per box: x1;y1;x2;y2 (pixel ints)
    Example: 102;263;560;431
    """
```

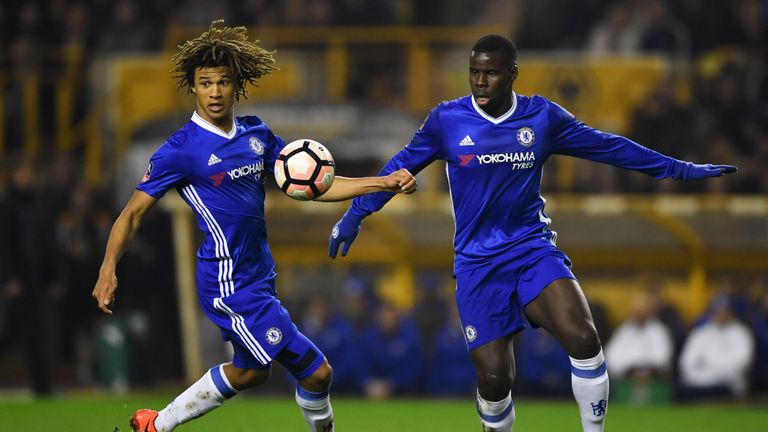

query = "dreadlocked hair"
171;19;277;101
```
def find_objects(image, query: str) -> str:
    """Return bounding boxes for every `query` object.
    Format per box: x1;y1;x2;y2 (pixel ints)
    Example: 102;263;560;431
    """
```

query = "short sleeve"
263;129;287;173
136;140;188;198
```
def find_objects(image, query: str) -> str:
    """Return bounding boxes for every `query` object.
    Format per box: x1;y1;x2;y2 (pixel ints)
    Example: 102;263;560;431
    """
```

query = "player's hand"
329;210;364;258
92;270;118;315
383;169;417;194
674;162;738;180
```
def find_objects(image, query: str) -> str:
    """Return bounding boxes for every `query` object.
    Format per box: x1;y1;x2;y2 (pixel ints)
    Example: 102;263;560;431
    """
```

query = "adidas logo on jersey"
208;154;222;166
459;135;475;146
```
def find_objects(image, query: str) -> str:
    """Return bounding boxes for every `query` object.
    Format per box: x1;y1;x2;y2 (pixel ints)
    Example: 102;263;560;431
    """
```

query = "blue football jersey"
350;93;683;273
137;112;285;298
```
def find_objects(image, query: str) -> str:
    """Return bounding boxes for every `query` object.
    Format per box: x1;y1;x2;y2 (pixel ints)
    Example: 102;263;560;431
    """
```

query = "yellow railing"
2;26;673;188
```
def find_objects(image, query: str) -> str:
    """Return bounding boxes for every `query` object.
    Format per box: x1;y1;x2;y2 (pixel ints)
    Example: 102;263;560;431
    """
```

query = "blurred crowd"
0;154;181;395
0;0;766;399
284;272;768;403
1;0;766;193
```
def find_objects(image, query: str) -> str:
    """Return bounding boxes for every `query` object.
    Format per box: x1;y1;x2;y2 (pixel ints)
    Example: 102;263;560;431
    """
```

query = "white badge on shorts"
266;327;283;345
464;325;478;342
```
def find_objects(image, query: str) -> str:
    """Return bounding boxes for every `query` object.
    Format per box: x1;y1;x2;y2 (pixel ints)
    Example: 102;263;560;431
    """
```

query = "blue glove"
329;209;365;258
669;162;737;180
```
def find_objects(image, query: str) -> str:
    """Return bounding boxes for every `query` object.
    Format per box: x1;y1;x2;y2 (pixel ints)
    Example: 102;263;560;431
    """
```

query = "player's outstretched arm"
666;162;737;180
92;190;157;315
326;169;416;258
314;168;416;202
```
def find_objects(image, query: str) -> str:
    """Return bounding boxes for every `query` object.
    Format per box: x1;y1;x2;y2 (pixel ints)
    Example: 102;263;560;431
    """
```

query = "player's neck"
211;118;234;134
481;95;514;118
194;111;235;135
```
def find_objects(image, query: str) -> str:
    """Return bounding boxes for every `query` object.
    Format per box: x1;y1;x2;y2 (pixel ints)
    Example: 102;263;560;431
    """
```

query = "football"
274;139;335;201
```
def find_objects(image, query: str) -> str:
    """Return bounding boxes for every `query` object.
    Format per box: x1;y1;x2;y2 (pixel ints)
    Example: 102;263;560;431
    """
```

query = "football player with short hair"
329;34;736;432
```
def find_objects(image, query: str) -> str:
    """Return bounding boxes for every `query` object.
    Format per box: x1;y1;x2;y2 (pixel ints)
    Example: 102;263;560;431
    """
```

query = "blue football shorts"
200;282;325;380
455;251;576;351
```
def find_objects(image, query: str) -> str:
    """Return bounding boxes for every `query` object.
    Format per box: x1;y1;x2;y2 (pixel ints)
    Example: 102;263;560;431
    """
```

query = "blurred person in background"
605;291;674;404
425;303;476;396
330;34;737;432
0;155;58;396
299;295;365;394
586;2;643;56
513;328;571;398
55;179;112;386
91;20;416;432
677;295;754;400
411;272;450;356
359;302;424;399
751;285;768;393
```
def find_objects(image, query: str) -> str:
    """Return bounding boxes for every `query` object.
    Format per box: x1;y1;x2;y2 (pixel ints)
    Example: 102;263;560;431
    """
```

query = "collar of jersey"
471;92;517;124
191;111;237;139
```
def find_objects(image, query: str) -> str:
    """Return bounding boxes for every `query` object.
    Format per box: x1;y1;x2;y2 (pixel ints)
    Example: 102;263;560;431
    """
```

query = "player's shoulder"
528;94;572;115
521;94;553;111
428;96;473;126
517;94;575;121
162;121;197;151
236;114;266;129
435;95;472;113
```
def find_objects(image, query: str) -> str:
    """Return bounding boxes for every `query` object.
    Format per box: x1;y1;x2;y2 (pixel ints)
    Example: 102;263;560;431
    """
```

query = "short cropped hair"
472;34;518;66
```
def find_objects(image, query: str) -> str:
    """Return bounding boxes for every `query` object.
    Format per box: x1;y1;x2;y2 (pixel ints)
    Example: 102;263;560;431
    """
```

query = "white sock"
295;386;334;432
570;350;609;432
155;364;238;431
476;391;515;432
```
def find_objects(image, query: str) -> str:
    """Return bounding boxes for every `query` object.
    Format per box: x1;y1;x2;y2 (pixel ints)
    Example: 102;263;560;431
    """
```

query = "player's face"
469;51;517;118
193;66;236;127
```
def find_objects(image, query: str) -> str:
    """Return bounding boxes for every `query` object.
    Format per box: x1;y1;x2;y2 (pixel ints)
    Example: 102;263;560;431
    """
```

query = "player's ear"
510;65;518;81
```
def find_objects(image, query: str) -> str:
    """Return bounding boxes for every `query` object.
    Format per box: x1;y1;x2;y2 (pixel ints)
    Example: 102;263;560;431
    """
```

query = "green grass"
0;393;766;431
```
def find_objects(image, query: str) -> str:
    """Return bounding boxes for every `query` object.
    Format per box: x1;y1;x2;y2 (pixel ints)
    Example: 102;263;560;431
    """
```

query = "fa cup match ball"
274;139;335;201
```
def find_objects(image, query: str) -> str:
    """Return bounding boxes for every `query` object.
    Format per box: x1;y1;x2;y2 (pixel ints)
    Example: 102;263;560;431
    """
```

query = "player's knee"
564;329;601;359
477;371;512;399
227;365;271;390
304;359;333;391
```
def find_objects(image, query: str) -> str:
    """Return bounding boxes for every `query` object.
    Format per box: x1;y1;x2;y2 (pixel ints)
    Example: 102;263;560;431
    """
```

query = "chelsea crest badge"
249;137;264;155
516;127;535;147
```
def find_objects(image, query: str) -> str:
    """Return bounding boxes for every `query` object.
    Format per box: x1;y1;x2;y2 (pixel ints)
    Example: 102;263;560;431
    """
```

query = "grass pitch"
0;393;766;431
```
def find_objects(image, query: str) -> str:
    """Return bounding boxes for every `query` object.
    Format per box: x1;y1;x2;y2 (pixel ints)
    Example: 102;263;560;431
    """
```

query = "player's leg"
134;290;276;432
146;360;271;432
524;277;608;432
469;337;517;432
277;331;335;432
456;261;523;432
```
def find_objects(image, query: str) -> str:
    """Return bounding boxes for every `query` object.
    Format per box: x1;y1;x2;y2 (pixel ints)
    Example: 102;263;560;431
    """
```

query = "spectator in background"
637;0;690;58
339;273;376;330
56;180;112;386
425;304;476;396
626;75;692;192
514;328;572;398
645;277;686;355
677;295;754;400
605;291;674;404
411;273;449;356
360;302;423;398
750;286;768;393
586;2;643;56
299;295;365;393
0;155;58;395
96;0;156;54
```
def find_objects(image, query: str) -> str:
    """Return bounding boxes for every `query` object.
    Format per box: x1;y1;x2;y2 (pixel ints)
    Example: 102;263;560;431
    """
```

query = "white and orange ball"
274;139;335;201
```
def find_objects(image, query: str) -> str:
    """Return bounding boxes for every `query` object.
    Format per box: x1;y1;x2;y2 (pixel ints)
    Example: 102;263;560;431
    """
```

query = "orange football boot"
129;409;158;432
